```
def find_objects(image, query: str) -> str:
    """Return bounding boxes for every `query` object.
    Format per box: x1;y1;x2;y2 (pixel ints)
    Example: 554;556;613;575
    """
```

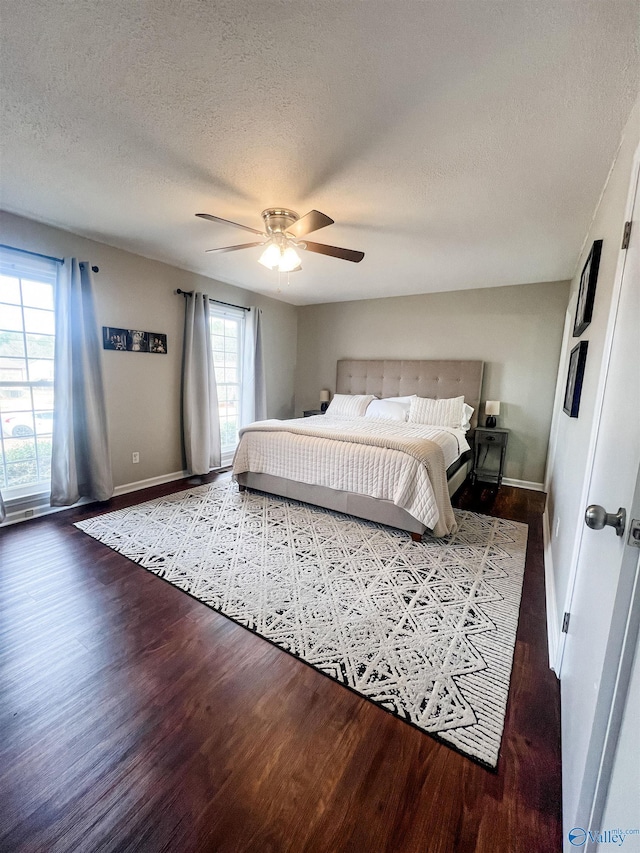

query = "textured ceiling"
1;1;638;305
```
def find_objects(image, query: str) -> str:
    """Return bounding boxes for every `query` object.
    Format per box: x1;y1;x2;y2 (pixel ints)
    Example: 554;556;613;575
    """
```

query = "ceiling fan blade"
205;242;265;254
196;213;264;236
286;210;334;238
303;241;364;263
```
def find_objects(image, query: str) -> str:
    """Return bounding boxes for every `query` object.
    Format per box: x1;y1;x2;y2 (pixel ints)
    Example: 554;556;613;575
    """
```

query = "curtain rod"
0;243;99;273
175;289;250;312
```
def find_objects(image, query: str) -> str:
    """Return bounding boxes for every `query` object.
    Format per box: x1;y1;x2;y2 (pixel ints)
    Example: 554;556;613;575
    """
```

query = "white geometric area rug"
75;481;528;768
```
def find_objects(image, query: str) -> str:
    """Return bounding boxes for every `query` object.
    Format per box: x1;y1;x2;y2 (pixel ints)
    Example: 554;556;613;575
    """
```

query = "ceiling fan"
195;208;364;272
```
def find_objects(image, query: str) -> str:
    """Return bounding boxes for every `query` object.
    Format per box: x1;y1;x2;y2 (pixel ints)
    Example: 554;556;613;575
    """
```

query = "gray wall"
295;280;570;485
0;211;297;490
0;209;572;492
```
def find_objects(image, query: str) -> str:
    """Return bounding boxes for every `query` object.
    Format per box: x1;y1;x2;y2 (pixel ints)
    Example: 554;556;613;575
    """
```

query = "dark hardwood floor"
0;475;561;853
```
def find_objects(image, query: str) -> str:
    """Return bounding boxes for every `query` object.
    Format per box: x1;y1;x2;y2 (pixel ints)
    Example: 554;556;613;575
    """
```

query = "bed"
233;359;484;539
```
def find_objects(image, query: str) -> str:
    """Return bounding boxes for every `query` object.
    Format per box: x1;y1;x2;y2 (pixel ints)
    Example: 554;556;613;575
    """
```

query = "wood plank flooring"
0;475;561;853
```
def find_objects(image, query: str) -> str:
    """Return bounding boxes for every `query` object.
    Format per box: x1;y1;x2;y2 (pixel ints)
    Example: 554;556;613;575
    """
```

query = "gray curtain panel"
0;490;5;523
241;307;267;425
50;259;113;506
182;292;221;474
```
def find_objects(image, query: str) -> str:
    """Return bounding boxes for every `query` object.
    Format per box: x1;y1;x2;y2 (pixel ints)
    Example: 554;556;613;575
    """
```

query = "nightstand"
303;409;323;417
472;427;509;486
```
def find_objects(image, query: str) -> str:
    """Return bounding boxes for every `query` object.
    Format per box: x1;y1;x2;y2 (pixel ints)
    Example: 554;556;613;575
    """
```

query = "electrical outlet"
132;452;140;464
555;516;561;538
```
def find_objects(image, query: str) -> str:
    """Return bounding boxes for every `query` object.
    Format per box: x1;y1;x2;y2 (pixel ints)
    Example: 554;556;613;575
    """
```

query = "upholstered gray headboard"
336;359;485;430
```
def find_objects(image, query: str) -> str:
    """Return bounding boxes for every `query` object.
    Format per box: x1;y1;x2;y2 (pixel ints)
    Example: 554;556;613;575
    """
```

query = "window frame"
0;249;57;500
209;303;245;461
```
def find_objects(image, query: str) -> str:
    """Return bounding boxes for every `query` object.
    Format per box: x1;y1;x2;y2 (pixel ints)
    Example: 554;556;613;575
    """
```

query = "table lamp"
485;401;500;428
320;389;330;412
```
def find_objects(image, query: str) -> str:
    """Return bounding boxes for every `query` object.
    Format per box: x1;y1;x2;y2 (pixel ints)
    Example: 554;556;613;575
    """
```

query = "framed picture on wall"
573;239;602;337
563;340;588;418
103;327;167;353
103;327;128;350
149;333;167;354
127;330;148;352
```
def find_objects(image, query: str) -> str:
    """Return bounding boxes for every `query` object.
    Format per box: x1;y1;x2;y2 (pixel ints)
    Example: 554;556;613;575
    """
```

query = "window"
209;305;245;457
0;248;57;498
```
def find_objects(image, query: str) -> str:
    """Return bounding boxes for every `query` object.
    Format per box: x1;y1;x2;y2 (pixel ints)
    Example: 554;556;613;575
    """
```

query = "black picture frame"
563;341;588;418
127;330;148;352
148;332;167;354
573;239;602;337
103;327;167;353
102;326;128;350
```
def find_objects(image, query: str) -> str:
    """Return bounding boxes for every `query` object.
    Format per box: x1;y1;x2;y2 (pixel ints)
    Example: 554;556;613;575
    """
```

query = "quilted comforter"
232;415;470;536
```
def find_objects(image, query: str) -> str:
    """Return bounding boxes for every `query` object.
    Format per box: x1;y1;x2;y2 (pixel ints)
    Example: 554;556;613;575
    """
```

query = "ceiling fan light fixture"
197;207;364;268
258;239;302;272
258;241;281;269
278;245;302;272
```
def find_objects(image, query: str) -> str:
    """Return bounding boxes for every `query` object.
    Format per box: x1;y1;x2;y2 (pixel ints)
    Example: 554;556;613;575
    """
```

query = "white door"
560;149;640;849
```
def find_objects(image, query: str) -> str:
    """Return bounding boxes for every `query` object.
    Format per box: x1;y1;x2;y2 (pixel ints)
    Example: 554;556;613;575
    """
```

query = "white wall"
0;211;298;494
295;280;570;486
545;96;640;641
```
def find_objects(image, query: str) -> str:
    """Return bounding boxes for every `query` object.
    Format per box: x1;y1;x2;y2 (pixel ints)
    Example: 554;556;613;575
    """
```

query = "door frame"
576;469;640;832
555;141;640;836
554;142;640;677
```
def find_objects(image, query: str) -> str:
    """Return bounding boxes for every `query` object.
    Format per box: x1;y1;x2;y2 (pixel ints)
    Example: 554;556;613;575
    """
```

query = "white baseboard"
2;469;543;527
1;470;190;527
113;470;189;497
542;508;560;675
501;477;545;492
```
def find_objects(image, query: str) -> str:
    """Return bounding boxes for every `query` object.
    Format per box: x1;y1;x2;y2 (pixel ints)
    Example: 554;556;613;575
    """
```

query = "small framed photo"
563;341;588;418
127;330;148;352
148;333;167;354
103;327;128;350
573;239;602;337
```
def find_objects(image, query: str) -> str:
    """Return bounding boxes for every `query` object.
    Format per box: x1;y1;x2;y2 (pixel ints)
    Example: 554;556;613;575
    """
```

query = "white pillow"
384;395;416;405
326;393;377;418
408;395;466;429
365;399;408;421
383;394;415;419
461;403;475;431
384;394;415;414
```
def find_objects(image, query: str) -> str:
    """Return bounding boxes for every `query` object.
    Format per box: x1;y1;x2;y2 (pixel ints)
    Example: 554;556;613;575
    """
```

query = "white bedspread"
232;415;469;536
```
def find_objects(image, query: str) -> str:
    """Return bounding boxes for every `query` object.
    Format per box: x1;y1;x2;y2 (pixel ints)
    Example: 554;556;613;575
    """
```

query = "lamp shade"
320;389;330;403
278;245;302;272
258;239;302;272
485;401;501;416
258;242;281;269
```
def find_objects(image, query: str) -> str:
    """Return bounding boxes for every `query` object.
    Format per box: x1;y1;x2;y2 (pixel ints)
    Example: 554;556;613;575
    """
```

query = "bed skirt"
235;453;471;538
